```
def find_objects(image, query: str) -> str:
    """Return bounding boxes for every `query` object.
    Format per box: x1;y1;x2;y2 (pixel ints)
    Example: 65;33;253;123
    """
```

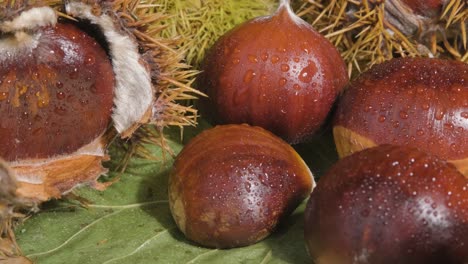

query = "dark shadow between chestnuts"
263;203;312;264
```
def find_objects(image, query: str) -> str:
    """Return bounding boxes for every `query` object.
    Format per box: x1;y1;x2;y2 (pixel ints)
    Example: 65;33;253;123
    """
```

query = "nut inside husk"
0;0;202;259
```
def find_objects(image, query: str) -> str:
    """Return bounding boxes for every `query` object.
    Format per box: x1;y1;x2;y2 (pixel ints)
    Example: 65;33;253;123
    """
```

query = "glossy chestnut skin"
0;22;114;161
169;124;314;248
334;58;468;176
197;5;348;144
305;145;468;264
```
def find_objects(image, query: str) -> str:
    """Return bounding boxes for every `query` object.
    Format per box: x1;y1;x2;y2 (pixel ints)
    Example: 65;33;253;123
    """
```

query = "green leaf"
15;124;338;264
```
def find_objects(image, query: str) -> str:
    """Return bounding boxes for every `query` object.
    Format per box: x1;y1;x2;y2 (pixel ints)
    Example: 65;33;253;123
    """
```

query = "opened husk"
0;0;202;259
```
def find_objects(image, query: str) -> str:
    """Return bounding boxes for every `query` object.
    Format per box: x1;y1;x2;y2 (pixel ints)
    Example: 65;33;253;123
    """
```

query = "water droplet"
232;58;240;65
293;84;301;90
56;81;63;89
243;70;256;83
261;53;269;61
399;111;409;119
54;105;67;115
244;182;251;192
85;55;95;66
378;115;386;122
298;61;317;83
434;109;445;120
277;47;286;53
280;64;290;72
444;123;454;130
271;55;280;64
279;78;287;86
37;100;48;108
0;92;8;100
248;55;258;63
461;112;468;119
69;68;79;79
56;91;65;100
79;99;89;105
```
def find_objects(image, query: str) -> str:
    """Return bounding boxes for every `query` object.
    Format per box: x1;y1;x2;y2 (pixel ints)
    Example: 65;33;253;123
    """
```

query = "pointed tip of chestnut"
169;124;314;248
305;144;468;264
334;57;468;176
197;3;348;144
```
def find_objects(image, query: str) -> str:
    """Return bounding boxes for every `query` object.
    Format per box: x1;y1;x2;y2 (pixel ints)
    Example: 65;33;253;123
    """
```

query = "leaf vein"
26;209;125;258
87;200;169;209
102;228;174;264
186;249;219;264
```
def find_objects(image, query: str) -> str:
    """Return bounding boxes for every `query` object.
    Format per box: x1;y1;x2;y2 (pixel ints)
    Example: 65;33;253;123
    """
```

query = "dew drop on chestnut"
198;2;348;144
169;124;314;248
334;58;468;176
304;145;468;264
0;22;114;160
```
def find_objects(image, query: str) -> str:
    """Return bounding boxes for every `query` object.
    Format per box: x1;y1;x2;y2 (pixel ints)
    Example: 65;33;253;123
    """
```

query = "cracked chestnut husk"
0;0;200;258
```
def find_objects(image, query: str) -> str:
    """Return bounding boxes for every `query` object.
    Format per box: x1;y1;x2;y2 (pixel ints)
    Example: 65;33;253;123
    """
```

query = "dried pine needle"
299;0;467;76
151;0;277;67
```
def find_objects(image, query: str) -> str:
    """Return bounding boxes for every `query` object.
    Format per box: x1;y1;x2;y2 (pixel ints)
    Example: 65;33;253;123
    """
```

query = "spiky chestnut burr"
0;0;201;259
300;0;467;75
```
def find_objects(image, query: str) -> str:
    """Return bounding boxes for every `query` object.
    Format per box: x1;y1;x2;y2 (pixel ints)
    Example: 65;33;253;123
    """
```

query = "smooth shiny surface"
305;145;468;264
334;58;467;160
198;6;348;144
0;23;114;160
169;124;313;248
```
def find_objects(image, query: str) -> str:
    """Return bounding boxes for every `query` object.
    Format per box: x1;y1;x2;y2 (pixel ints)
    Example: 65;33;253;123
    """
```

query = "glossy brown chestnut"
169;124;314;248
333;58;468;176
304;145;468;264
0;22;114;161
197;2;348;144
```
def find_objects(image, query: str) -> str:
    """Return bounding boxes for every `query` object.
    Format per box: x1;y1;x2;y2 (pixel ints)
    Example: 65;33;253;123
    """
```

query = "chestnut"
0;22;114;161
304;144;468;264
168;124;314;248
333;58;468;176
197;0;348;144
0;1;196;202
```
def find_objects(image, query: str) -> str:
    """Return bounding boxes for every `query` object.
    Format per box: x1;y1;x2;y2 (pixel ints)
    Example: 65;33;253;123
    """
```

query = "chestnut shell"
169;124;313;248
334;58;467;174
0;22;114;161
197;6;348;144
304;145;468;264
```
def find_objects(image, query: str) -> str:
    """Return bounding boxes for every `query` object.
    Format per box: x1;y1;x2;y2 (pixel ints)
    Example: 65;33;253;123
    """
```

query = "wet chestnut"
304;145;468;264
0;22;114;161
169;124;314;248
333;58;468;176
197;0;348;144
